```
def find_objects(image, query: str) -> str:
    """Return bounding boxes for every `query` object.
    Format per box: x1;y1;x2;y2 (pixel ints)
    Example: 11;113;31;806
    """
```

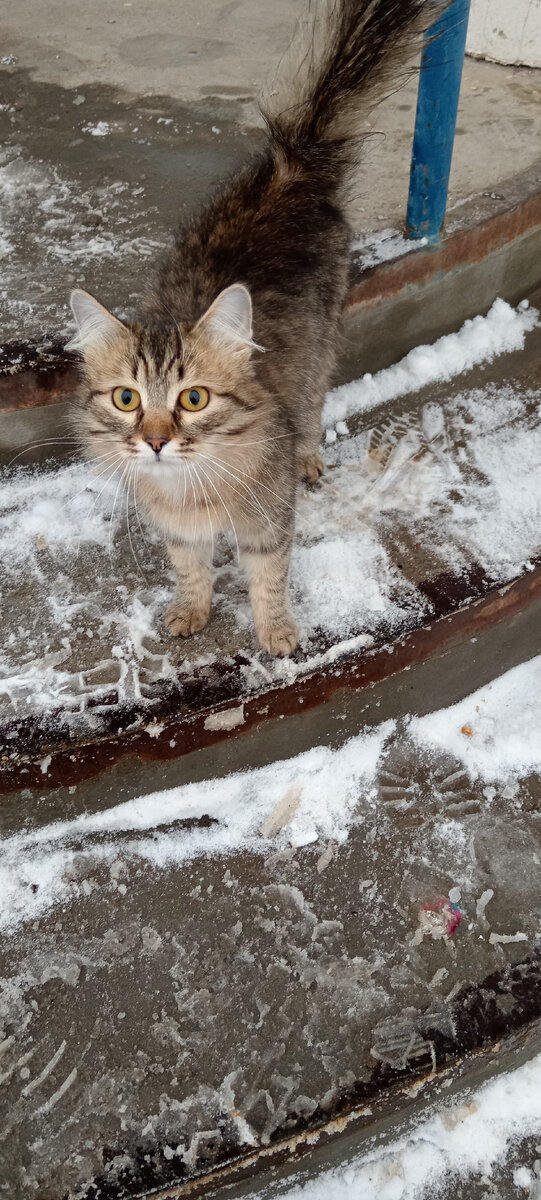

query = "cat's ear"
67;289;127;351
196;284;262;353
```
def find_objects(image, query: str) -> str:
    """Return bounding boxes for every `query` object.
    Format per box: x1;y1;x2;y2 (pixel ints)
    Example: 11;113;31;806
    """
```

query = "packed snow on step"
2;652;541;932
323;297;538;427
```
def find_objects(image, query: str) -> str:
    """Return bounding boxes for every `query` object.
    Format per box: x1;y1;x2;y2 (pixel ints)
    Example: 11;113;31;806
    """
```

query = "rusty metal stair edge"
3;560;541;795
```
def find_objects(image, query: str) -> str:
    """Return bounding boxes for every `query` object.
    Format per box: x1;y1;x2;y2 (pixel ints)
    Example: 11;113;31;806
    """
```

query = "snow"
0;150;166;341
248;1051;541;1200
353;226;428;270
0;722;393;932
410;657;541;783
82;121;111;137
3;651;541;933
323;298;538;428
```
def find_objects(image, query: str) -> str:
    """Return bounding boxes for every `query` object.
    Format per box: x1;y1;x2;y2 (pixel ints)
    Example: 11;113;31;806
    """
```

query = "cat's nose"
145;435;169;455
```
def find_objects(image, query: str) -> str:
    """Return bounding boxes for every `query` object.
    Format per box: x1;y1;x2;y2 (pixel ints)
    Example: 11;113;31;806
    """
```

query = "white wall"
467;0;541;67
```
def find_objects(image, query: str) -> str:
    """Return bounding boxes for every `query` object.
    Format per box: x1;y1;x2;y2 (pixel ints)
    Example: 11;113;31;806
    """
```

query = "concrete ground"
1;1;541;345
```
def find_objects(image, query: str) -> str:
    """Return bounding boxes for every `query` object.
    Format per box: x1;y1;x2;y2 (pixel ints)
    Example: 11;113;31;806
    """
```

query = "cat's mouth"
134;440;195;464
136;448;194;474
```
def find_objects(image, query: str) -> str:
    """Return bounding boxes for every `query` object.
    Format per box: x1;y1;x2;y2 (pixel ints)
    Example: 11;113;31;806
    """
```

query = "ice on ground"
3;651;541;933
248;1050;541;1200
82;121;111;137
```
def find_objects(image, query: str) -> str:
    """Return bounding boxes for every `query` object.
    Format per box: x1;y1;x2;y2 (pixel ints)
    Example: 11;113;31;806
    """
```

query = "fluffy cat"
69;0;440;655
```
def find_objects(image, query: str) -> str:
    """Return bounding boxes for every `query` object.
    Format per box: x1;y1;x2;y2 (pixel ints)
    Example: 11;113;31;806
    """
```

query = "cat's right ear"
67;289;126;352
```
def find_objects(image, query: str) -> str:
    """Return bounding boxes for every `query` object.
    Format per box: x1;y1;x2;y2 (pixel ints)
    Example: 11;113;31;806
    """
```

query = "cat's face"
69;286;268;485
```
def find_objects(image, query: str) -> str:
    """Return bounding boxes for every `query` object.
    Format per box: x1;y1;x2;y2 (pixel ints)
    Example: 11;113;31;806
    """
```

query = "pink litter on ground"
421;897;462;937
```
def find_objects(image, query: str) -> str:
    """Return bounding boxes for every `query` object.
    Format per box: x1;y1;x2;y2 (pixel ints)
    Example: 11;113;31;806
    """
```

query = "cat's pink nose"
145;435;169;455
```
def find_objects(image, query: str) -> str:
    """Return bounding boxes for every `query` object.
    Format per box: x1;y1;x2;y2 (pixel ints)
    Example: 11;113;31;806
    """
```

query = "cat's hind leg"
165;540;213;636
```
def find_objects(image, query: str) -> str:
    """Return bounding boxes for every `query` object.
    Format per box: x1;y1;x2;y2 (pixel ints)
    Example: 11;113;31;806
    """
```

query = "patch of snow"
0;722;393;932
4;652;541;934
409;655;541;784
353;226;428;270
323;298;539;427
0;150;165;341
82;121;111;137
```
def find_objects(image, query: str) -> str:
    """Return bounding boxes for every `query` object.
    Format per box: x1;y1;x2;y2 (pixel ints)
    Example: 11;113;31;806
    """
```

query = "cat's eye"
112;386;141;412
179;386;209;412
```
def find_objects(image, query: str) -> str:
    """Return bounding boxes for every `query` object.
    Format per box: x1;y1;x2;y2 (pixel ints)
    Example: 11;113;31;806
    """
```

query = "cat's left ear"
196;284;263;354
67;289;127;352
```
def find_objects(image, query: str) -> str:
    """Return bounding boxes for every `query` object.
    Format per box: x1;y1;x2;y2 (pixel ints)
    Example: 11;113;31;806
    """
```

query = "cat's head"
68;285;267;480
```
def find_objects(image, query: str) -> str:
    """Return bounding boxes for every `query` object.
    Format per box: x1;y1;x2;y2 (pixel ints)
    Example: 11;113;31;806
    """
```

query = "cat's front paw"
298;452;324;484
257;614;299;656
165;600;210;637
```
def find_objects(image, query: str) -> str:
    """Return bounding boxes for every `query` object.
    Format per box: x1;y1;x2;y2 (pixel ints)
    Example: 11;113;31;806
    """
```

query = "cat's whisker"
200;453;277;540
108;461;131;566
6;438;83;468
125;465;147;579
190;461;215;552
87;448;128;466
185;462;200;549
193;459;231;553
196;458;240;563
201;450;300;527
182;457;188;513
130;467;151;552
70;454;126;510
202;433;293;448
75;457;125;556
200;452;295;544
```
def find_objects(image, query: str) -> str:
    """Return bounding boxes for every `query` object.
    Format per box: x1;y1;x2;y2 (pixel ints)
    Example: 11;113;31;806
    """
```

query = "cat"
68;0;440;655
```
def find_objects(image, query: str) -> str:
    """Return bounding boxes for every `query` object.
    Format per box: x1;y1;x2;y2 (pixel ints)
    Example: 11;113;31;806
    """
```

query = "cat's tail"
261;0;445;191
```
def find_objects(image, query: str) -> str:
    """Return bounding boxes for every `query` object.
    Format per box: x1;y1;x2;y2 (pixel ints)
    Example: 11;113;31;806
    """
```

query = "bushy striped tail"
262;0;445;187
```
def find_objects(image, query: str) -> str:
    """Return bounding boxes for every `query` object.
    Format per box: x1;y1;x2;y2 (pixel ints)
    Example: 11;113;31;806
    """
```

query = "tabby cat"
69;0;439;654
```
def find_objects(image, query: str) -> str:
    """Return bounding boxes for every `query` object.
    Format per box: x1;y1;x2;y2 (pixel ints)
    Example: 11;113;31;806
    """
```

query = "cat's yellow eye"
179;386;209;413
112;386;141;412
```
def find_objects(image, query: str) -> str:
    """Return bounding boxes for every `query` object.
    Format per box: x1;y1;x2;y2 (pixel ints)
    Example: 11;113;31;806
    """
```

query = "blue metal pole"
406;0;471;243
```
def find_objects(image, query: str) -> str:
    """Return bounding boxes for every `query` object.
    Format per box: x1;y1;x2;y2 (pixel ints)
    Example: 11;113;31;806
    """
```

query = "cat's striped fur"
70;0;443;654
